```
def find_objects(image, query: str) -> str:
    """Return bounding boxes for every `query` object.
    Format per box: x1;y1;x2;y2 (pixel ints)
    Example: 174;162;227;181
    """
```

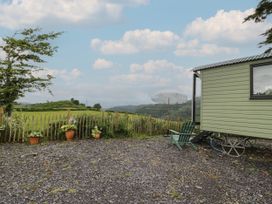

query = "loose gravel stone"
0;137;271;204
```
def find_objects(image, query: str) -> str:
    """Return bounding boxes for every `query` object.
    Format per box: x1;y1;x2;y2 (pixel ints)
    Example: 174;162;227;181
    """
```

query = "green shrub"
60;124;77;132
28;131;43;138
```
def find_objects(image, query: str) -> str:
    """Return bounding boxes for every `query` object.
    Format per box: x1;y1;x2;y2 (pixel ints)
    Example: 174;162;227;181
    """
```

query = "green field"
13;110;158;129
1;110;182;143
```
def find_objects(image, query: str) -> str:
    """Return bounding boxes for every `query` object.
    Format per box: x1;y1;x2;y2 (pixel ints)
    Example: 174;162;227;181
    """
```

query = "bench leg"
190;142;197;150
176;143;182;151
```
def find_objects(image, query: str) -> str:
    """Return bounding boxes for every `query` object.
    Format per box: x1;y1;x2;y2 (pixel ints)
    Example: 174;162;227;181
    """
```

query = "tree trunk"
5;103;13;117
4;63;13;117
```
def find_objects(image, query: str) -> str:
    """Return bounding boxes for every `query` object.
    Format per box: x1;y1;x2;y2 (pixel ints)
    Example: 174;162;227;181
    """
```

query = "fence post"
149;116;152;136
67;109;71;123
0;107;3;126
0;107;3;142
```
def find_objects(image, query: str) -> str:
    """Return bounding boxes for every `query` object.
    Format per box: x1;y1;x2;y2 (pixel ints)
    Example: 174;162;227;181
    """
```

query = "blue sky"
0;0;270;107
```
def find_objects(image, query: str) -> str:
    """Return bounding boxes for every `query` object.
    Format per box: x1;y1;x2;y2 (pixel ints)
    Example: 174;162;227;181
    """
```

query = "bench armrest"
168;129;180;134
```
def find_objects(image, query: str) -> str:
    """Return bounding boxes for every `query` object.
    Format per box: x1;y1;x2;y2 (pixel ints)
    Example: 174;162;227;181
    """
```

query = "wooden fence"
0;107;3;127
0;111;182;143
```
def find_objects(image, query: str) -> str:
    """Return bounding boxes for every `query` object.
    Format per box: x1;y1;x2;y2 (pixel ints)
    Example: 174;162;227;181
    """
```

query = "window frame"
250;61;272;100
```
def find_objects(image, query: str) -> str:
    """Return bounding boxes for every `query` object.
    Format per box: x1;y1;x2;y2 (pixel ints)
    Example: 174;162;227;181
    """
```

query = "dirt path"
0;137;271;204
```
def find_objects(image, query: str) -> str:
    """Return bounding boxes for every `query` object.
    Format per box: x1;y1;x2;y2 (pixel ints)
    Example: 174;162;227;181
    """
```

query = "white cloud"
184;9;271;43
111;59;191;92
93;58;114;70
33;68;81;81
22;60;192;107
0;0;148;29
175;39;239;56
21;81;153;107
91;38;138;54
110;0;149;5
91;29;180;54
92;9;261;57
70;68;81;79
130;59;182;74
112;74;170;86
92;9;267;57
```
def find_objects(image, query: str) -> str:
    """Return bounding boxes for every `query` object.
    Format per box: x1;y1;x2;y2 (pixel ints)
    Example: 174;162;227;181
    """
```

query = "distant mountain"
151;92;188;104
108;98;200;121
107;105;140;113
15;100;88;111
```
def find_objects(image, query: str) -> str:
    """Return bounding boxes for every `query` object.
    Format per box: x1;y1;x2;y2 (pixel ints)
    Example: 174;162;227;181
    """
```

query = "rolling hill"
15;100;88;111
108;98;200;121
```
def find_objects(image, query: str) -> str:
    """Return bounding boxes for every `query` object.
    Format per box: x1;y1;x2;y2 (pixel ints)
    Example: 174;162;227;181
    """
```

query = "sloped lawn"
0;137;271;204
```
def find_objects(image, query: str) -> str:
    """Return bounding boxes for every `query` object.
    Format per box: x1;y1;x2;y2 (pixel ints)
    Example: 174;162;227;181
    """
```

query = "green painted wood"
203;78;249;86
202;72;249;81
202;108;272;114
169;121;196;150
202;81;249;89
202;99;251;103
202;94;250;101
203;104;272;110
202;89;249;96
201;86;249;93
201;65;248;76
200;59;272;139
203;112;272;120
202;117;272;128
202;125;271;139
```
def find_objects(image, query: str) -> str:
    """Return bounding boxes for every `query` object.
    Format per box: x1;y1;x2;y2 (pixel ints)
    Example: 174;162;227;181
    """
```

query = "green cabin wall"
200;59;272;139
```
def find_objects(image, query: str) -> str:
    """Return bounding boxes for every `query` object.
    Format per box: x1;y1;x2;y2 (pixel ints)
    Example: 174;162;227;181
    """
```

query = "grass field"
13;110;105;129
1;110;182;143
12;110;164;129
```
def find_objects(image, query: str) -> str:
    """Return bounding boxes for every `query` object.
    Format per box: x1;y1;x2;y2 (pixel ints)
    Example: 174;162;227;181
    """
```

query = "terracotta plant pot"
29;137;39;145
94;133;101;139
65;130;75;141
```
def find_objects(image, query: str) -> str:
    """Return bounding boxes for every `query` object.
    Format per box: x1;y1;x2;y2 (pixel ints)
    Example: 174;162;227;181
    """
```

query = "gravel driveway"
0;137;271;204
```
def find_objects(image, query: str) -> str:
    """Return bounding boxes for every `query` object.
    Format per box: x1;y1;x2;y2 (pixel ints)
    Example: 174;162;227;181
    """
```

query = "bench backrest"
179;121;195;142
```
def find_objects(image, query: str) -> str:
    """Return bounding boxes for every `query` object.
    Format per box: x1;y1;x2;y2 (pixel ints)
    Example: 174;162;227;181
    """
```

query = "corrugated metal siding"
200;60;272;139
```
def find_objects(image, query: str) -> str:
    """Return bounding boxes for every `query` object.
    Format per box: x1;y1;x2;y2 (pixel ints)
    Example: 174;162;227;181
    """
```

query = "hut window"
250;62;272;99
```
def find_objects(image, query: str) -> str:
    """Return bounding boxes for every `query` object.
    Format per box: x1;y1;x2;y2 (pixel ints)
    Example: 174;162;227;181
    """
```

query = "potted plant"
92;126;102;139
28;131;43;145
61;124;77;141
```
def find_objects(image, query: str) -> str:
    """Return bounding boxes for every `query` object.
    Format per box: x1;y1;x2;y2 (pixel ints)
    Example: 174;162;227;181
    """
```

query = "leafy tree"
244;0;272;52
70;98;80;105
93;103;102;111
0;28;62;116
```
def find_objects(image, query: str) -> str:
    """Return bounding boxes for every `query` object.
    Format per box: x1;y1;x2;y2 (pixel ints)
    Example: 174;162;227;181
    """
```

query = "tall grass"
0;110;182;143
